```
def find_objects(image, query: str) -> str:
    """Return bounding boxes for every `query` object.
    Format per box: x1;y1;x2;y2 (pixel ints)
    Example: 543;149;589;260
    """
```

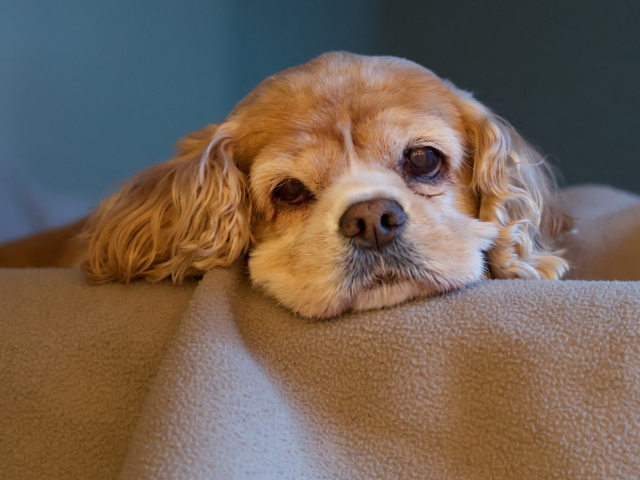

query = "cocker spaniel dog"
1;52;571;318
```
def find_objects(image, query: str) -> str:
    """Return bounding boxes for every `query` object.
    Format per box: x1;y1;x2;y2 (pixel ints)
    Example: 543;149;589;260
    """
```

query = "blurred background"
1;0;639;242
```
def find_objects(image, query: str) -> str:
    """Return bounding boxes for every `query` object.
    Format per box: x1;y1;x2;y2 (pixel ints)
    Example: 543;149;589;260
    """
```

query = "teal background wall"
377;0;640;193
0;0;381;203
1;0;639;224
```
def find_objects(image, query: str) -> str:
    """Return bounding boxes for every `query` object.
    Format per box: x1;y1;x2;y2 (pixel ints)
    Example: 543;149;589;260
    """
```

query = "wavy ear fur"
457;91;571;279
81;124;251;283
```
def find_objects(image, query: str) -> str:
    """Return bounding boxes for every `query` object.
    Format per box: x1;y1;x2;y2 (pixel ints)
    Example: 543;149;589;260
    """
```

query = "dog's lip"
362;271;409;290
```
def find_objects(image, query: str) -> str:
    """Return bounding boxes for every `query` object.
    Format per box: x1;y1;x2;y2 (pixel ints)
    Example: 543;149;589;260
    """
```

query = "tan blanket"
1;184;640;479
0;270;196;479
121;268;640;480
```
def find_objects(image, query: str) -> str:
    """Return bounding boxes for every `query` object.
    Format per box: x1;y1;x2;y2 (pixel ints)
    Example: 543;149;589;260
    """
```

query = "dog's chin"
349;279;433;314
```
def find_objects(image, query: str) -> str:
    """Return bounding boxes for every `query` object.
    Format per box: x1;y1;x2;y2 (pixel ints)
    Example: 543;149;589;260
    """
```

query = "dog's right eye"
272;178;314;205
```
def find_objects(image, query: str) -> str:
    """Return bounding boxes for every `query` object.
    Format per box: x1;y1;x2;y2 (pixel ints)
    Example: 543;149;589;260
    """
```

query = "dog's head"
82;52;570;318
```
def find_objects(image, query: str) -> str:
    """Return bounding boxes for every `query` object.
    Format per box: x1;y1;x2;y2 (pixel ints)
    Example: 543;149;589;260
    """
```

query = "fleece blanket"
0;271;196;479
120;269;640;480
1;184;640;479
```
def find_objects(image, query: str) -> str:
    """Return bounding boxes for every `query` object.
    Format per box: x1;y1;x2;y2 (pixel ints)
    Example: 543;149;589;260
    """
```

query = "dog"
0;52;571;318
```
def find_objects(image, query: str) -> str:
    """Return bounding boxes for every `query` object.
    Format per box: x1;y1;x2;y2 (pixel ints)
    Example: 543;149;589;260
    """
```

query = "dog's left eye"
404;146;444;179
273;178;314;205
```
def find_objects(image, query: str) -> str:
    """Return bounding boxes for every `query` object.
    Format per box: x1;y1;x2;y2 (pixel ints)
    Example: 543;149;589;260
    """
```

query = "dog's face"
82;53;570;318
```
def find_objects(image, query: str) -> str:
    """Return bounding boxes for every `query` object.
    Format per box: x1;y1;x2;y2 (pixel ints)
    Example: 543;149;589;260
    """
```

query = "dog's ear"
456;91;571;279
81;123;251;283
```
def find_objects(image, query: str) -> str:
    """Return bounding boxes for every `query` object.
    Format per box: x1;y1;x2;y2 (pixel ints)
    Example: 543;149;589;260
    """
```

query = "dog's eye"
273;178;313;205
404;146;443;179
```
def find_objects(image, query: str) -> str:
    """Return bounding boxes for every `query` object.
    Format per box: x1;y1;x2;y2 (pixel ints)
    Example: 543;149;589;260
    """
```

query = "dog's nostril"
380;209;407;234
380;213;392;230
339;198;406;250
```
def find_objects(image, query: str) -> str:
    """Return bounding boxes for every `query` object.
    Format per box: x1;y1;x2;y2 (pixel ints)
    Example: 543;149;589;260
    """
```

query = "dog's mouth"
348;268;437;316
362;271;408;290
345;243;426;293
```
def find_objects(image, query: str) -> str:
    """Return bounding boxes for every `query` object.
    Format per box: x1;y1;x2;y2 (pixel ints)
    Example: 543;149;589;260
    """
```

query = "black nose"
339;198;407;250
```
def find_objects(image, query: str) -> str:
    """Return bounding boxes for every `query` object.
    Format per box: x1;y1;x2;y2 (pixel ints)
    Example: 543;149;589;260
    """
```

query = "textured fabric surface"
1;184;640;479
119;268;640;480
560;185;640;281
0;270;196;480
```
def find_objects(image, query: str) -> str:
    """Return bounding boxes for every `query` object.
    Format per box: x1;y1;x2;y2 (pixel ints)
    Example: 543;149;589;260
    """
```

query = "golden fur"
1;52;571;318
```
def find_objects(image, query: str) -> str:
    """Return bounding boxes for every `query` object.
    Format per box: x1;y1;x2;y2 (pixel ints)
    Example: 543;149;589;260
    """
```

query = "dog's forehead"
229;53;463;172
